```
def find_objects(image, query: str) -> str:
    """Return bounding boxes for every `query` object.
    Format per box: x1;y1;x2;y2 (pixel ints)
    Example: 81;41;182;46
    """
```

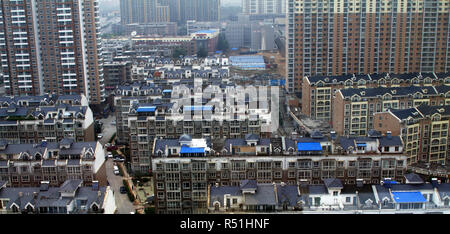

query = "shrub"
108;133;116;143
122;179;135;202
144;207;155;214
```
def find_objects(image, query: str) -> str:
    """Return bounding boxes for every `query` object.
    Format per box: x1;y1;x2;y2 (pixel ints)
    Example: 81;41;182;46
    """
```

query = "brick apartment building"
0;0;105;104
286;0;450;93
302;72;447;122
333;85;449;136
374;104;450;166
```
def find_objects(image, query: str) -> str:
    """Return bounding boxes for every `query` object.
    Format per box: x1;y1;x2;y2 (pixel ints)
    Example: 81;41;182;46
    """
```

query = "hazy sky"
98;0;241;7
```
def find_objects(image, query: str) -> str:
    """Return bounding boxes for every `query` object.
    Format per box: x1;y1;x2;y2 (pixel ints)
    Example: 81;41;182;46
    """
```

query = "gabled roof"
390;108;423;120
378;136;403;147
404;173;424;184
323;178;343;189
243;184;277;206
240;180;257;190
58;179;83;194
276;184;301;207
209;186;241;207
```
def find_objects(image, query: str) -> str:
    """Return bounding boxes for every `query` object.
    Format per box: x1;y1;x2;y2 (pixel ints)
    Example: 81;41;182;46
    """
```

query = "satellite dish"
131;31;137;37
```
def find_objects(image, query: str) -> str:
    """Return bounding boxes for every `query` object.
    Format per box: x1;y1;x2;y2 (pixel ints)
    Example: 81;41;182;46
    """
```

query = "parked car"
120;186;127;194
113;165;120;175
97;134;103;139
107;152;113;158
107;145;119;151
111;120;116;125
114;156;125;162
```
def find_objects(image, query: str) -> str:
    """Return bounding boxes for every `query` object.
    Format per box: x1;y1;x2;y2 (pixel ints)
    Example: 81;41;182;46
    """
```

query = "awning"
297;142;322;151
137;106;156;112
392;191;426;203
180;146;205;154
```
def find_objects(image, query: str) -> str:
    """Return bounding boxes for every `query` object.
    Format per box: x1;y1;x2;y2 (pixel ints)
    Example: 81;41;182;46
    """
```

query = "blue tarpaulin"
356;143;367;147
137;106;156;112
162;89;172;93
383;180;398;184
180;146;205;154
392;191;426;203
297;142;323;151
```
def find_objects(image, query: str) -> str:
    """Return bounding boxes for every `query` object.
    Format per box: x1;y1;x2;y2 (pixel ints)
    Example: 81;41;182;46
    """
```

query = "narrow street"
105;157;135;214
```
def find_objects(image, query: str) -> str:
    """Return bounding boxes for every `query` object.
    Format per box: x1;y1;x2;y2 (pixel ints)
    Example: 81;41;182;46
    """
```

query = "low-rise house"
0;139;106;187
208;180;301;213
0;180;116;214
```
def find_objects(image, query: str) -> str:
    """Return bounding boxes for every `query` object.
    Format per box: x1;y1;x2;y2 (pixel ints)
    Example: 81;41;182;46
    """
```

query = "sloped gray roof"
240;180;257;190
276;184;300;206
378;136;403;147
308;185;327;194
209;186;241;206
404;173;424;184
244;184;277;206
59;179;83;194
323;178;343;189
435;184;450;200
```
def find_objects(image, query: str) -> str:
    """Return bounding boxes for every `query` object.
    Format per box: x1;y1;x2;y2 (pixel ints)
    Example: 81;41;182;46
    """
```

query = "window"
333;191;338;196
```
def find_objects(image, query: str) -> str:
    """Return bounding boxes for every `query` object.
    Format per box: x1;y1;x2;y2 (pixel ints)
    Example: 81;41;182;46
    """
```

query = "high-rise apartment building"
120;0;158;24
123;0;221;24
242;0;286;14
179;0;221;22
0;0;105;104
286;0;450;93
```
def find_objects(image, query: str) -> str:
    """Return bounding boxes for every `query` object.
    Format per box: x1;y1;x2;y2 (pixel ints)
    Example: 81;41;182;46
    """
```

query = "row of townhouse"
0;94;95;144
302;72;450;125
208;176;450;214
374;104;450;167
0;138;106;188
150;132;409;214
0;180;116;214
103;59;230;90
333;85;450;136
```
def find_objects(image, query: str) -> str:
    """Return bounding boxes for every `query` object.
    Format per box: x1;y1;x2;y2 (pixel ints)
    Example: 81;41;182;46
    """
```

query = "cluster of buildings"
0;92;113;213
208;177;450;213
0;180;116;214
286;0;450;93
299;73;450;169
150;129;414;213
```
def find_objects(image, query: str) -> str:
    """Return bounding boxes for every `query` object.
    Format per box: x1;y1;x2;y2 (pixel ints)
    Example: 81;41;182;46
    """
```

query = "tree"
217;33;229;52
197;47;208;58
172;47;186;58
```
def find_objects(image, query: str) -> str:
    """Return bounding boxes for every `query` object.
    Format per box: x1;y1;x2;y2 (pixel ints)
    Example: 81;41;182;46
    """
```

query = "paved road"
105;157;135;214
98;115;116;145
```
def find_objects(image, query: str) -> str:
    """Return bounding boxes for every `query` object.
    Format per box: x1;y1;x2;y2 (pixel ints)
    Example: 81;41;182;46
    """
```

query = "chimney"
431;178;439;187
386;131;392;139
92;181;99;191
18;192;23;197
